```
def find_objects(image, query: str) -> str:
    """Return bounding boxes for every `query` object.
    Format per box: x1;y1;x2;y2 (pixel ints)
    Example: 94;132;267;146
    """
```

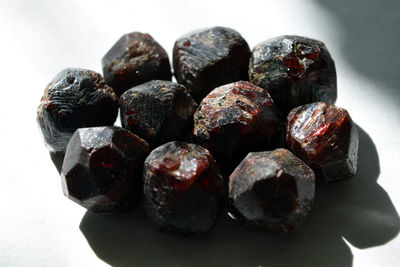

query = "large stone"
102;32;172;96
193;81;281;171
143;141;225;234
61;126;149;214
37;68;118;153
249;35;337;115
173;27;250;102
229;148;315;233
120;80;197;148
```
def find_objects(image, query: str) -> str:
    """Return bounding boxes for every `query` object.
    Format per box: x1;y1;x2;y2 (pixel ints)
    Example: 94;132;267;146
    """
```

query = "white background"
1;0;399;266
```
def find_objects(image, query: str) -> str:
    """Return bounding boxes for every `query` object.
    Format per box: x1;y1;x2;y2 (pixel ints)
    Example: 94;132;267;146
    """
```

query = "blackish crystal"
249;35;337;115
193;81;281;171
286;102;358;182
37;68;118;153
143;141;225;234
173;27;251;102
120;80;197;148
102;32;172;96
61;126;149;214
229;148;315;233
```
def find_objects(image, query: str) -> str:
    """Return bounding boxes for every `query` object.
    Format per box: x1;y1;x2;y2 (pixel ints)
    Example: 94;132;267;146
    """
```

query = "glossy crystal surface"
61;126;149;213
286;102;358;181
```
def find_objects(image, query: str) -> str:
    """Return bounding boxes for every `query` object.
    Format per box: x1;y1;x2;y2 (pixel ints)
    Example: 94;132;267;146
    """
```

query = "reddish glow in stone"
143;141;225;234
61;126;149;214
286;102;358;182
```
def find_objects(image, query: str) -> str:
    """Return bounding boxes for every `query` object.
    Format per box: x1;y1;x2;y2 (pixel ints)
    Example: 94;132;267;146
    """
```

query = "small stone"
173;27;251;102
37;68;118;153
120;80;197;148
143;141;225;234
61;126;149;214
193;81;281;171
286;102;358;182
249;35;337;115
102;32;172;96
229;149;315;233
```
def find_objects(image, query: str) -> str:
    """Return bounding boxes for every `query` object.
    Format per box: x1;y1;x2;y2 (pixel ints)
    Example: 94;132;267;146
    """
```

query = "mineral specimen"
120;80;197;147
61;126;149;214
229;148;315;233
102;32;172;96
143;141;225;234
173;27;251;102
193;81;281;171
286;102;358;182
249;35;337;115
37;68;118;153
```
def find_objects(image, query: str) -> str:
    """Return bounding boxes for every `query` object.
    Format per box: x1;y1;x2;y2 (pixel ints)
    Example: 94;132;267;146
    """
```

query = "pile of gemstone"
37;27;359;235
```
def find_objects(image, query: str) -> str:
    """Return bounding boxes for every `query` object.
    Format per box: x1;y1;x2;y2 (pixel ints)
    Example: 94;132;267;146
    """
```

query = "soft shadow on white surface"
315;0;400;102
80;126;399;267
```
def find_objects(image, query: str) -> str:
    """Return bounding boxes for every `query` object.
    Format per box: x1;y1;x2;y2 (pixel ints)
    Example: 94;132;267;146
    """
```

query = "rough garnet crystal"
120;80;197;148
229;148;315;233
143;141;225;234
173;27;251;102
286;102;358;182
193;81;281;171
61;126;149;214
37;68;118;153
102;32;172;96
249;35;337;115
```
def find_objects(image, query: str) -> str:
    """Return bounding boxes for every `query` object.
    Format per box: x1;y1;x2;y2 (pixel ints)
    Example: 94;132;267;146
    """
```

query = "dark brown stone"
193;81;281;171
120;80;197;148
61;126;149;214
249;35;337;115
102;32;172;96
286;102;358;182
37;68;118;153
229;148;315;233
173;27;251;102
143;141;225;234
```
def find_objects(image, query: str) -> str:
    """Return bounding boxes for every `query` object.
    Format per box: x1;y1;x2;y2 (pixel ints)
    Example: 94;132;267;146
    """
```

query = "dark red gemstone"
286;102;359;182
102;32;172;96
229;149;315;233
119;80;197;148
37;68;118;153
61;126;149;214
249;35;337;115
173;27;251;102
193;81;281;171
143;141;225;234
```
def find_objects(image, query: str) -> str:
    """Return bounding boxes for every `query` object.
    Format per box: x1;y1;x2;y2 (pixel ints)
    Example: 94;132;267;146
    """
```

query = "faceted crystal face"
143;141;225;234
193;81;281;171
120;80;197;148
61;126;149;214
286;102;359;182
102;32;172;96
229;149;315;233
173;27;251;102
249;35;337;115
37;68;118;153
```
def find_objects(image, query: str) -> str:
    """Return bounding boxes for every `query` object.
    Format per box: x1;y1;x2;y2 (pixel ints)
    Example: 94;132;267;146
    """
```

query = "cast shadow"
79;126;399;267
50;152;64;174
315;0;400;102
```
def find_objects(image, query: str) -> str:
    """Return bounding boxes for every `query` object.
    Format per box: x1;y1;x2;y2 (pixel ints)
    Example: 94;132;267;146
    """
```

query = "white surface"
1;0;399;266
